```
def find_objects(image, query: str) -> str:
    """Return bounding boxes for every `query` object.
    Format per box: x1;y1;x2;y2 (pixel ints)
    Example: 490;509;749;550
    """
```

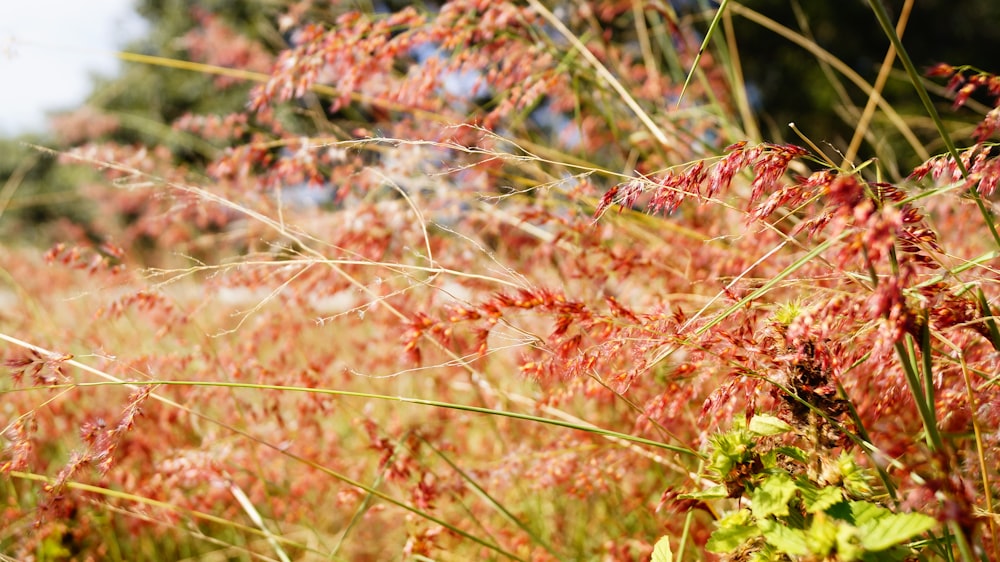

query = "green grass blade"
866;0;1000;248
894;337;943;452
695;233;845;336
422;438;562;559
677;0;731;108
7;471;320;556
4;379;700;458
975;287;1000;351
919;309;937;440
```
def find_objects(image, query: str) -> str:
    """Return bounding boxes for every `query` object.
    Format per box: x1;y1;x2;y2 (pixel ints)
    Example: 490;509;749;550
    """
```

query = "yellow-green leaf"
749;414;793;436
651;536;673;562
751;472;797;519
859;512;937;551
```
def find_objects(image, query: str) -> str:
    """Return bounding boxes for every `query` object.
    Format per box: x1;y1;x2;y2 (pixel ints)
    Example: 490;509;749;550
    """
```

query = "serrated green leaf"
805;512;839;556
720;509;754;526
749;414;793;436
758;518;810;556
651;536;673;562
751;472;797;519
826;501;853;522
848;501;891;526
801;485;844;514
836;522;863;561
705;524;760;553
858;512;937;551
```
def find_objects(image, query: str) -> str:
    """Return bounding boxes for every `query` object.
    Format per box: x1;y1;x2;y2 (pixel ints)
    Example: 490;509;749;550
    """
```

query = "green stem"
4;379;700;458
894;338;943;452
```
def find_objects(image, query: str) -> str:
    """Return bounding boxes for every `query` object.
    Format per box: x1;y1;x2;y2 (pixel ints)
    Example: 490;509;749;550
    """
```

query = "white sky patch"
0;0;148;136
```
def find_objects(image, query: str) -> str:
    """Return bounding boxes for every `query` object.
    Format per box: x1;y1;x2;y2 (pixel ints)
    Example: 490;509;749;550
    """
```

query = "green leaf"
749;414;793;436
858;512;937;551
848;501;891;526
707;510;760;553
751;472;797;519
705;524;760;553
805;512;839;557
651;536;673;562
801;484;844;514
836;523;864;561
759;518;810;556
679;484;729;500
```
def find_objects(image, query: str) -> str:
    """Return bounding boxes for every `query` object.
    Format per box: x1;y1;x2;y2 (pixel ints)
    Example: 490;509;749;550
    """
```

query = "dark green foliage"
1;1;282;237
723;0;1000;161
0;139;97;243
89;0;284;151
684;417;937;561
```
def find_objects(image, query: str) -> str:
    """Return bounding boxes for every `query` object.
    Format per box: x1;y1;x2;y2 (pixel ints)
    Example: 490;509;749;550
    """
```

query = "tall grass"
2;1;999;560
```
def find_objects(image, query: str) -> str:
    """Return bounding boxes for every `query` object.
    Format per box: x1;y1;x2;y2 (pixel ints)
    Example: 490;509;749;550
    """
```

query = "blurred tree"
5;0;997;241
83;0;284;156
722;0;1000;164
0;138;97;245
0;0;283;241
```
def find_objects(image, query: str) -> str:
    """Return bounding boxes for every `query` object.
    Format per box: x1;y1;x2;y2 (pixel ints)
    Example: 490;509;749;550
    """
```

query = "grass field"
2;1;1000;560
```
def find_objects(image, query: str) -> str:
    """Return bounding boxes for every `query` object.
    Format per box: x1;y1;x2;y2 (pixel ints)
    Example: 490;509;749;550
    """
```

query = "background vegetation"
2;1;999;560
